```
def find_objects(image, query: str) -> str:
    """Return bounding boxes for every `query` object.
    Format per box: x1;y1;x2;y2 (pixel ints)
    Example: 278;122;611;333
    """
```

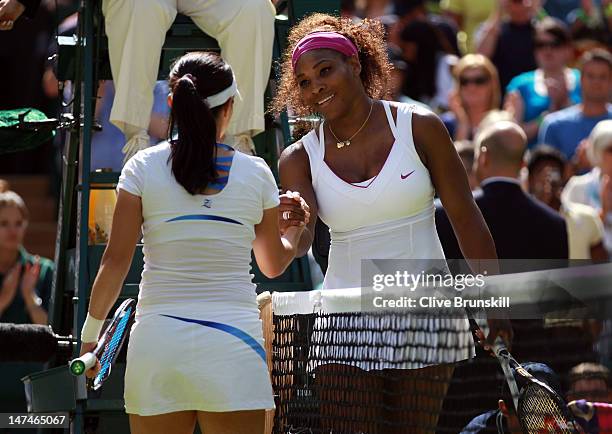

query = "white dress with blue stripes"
118;142;277;415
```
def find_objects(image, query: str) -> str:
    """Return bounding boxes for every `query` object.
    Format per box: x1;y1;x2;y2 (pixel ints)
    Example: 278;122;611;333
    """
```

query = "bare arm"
253;207;305;278
87;189;143;321
412;108;498;271
412;108;512;345
475;4;503;59
279;142;319;258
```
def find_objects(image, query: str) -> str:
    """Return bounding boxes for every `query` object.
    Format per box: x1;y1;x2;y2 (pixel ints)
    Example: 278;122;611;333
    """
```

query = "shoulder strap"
395;102;414;146
382;100;399;140
300;127;323;183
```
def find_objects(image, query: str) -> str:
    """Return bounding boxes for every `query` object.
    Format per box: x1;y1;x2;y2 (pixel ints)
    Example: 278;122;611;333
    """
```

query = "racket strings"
95;308;133;384
519;384;575;433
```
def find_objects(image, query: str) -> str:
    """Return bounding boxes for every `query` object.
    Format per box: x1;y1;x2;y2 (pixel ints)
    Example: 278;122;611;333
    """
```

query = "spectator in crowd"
526;144;607;260
0;179;8;193
102;0;275;162
476;0;538;92
442;54;502;140
388;0;460;55
538;48;612;160
399;18;457;110
0;191;53;325
386;46;431;108
0;186;52;431
0;0;39;30
436;120;569;262
562;119;612;255
543;0;581;23
454;140;479;190
567;0;612;46
460;362;562;434
505;17;581;147
440;0;495;53
568;362;612;403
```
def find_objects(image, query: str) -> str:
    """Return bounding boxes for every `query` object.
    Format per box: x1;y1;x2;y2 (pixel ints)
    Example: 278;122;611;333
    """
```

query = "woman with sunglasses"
505;17;581;146
442;54;502;141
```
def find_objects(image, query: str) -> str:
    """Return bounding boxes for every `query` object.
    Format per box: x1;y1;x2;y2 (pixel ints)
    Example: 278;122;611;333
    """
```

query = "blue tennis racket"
69;298;136;390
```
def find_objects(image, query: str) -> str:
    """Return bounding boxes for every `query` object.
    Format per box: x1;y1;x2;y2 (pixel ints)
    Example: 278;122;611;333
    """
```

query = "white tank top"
302;101;446;289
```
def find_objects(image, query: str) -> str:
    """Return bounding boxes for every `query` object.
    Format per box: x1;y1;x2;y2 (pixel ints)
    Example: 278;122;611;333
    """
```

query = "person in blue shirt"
538;48;612;161
505;17;581;148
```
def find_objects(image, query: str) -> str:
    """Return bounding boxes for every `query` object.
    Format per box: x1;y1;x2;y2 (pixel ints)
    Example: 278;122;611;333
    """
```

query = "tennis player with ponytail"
78;52;309;434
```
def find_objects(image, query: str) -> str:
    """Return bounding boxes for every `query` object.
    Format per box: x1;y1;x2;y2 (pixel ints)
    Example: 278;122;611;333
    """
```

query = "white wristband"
81;313;105;343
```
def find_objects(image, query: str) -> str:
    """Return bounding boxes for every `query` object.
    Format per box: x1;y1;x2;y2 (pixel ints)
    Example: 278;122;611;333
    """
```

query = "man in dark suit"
435;121;570;433
436;120;568;264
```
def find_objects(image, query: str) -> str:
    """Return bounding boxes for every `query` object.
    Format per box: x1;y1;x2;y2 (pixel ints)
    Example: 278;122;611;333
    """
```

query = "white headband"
205;77;241;108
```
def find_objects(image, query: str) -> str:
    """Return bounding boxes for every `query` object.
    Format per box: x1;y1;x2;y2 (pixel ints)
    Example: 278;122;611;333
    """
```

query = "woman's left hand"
20;256;41;301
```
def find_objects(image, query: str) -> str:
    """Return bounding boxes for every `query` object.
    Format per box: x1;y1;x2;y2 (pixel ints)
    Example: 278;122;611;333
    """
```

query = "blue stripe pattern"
165;214;242;225
206;183;227;190
160;314;266;363
216;143;234;151
215;156;233;162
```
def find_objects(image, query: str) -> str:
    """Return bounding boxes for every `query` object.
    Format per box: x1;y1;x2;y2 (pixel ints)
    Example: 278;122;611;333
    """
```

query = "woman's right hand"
279;190;310;234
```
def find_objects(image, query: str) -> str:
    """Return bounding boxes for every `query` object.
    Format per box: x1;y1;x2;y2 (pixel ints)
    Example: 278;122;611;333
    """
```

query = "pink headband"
291;31;358;71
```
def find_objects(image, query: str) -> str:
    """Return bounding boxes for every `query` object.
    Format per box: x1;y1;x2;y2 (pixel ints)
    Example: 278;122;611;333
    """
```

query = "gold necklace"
328;101;374;149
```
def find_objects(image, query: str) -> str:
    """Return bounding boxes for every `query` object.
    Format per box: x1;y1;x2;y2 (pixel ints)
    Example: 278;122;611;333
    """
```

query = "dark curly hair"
270;13;392;117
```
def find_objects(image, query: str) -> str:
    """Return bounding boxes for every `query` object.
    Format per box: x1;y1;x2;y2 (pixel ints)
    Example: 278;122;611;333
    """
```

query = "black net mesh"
269;310;611;434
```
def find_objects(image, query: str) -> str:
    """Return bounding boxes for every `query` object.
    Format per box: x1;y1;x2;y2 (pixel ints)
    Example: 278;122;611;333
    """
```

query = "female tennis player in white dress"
78;52;309;434
272;14;512;433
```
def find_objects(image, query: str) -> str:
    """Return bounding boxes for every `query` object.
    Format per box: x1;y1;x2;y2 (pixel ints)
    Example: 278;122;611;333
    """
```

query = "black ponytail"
168;52;234;195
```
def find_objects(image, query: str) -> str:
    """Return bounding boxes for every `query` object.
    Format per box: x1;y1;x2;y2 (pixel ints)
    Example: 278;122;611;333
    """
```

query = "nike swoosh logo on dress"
401;170;415;180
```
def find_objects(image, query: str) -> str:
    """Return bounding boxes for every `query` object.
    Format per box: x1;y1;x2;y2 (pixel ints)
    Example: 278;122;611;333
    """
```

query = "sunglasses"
459;75;490;86
534;39;564;49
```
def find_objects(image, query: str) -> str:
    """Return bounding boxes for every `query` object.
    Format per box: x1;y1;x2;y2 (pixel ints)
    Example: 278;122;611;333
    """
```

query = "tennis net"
260;265;612;434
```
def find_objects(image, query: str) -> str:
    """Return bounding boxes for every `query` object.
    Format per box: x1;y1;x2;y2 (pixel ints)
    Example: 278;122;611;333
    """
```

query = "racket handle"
69;352;97;376
492;336;508;357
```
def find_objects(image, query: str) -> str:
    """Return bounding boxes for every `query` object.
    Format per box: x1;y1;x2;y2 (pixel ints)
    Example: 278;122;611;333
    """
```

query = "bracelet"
81;313;105;343
25;294;42;310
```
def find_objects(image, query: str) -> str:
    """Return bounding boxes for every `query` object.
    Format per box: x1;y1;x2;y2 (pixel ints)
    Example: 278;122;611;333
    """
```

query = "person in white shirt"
78;52;309;434
526;144;607;260
562;120;612;256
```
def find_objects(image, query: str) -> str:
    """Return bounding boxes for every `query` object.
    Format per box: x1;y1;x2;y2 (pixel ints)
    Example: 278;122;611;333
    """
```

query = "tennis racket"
69;298;136;390
493;340;582;434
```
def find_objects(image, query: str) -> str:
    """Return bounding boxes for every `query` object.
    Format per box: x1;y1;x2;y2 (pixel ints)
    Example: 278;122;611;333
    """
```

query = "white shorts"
124;309;274;416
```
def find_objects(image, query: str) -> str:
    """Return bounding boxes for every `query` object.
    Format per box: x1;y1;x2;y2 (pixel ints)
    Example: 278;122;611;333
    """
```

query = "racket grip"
69;352;97;376
492;336;508;357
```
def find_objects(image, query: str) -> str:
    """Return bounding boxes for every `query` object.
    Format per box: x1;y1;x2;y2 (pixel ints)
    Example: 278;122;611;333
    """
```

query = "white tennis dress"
118;142;276;415
302;101;473;368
